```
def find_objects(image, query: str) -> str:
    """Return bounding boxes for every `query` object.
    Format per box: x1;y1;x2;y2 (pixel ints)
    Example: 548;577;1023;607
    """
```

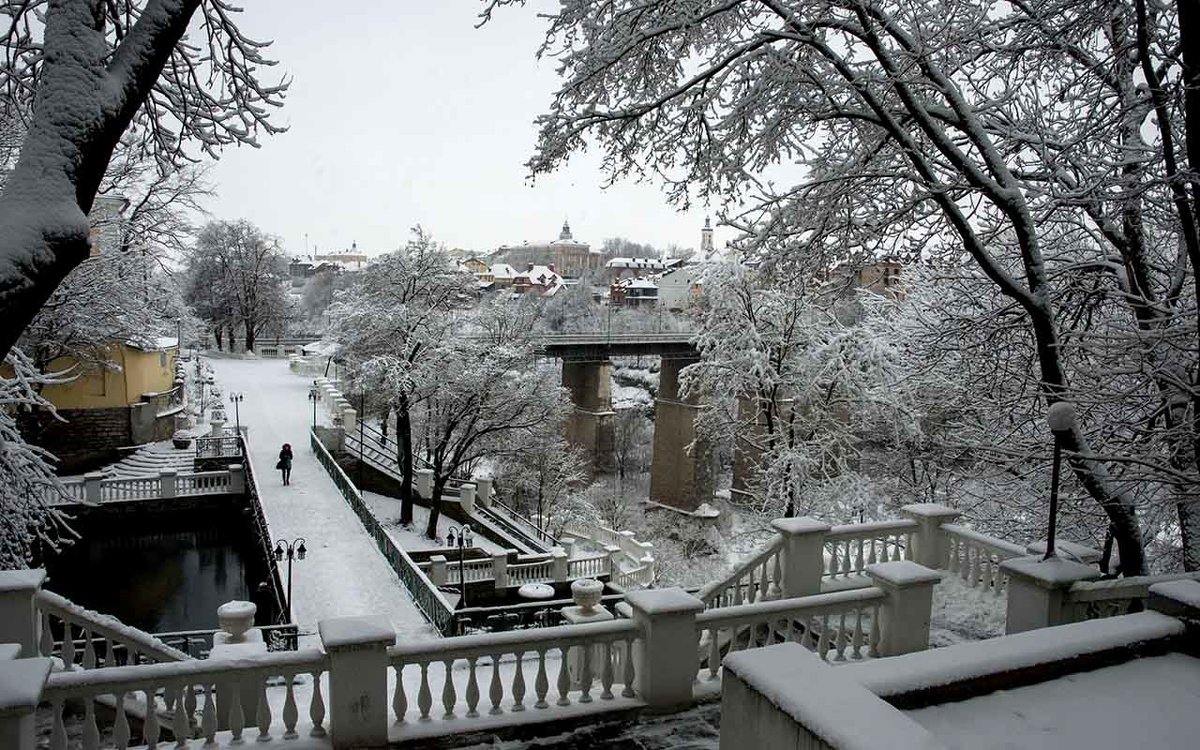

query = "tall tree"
0;0;285;359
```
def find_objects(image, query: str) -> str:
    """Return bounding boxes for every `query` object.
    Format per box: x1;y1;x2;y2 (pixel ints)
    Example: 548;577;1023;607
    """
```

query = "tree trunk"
244;318;256;353
397;400;415;526
213;326;224;351
425;476;447;540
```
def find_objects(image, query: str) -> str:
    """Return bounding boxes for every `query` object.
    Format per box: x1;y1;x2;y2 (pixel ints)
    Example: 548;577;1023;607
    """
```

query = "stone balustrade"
44;465;245;506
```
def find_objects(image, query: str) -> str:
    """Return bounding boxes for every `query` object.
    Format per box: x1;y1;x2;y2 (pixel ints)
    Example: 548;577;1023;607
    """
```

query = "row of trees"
494;0;1200;574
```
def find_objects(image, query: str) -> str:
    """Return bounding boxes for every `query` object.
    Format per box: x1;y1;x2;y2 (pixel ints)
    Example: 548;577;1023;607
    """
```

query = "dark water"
40;507;280;634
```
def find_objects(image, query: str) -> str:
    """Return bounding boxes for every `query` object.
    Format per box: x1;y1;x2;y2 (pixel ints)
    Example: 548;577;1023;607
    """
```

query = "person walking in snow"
277;443;293;486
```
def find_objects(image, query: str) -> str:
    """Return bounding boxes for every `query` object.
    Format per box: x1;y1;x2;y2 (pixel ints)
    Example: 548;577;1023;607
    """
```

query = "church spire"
700;216;715;257
559;219;573;241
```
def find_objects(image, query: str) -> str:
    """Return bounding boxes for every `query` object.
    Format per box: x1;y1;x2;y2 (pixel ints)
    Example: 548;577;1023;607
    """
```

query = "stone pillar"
342;407;357;435
899;503;962;569
415;469;433;500
228;464;246;494
474;478;493;508
429;556;448;586
552;548;569;582
492;552;510;590
458;483;476;515
625;588;704;709
865;561;943;656
159;469;177;498
318;616;395;749
604;544;622;578
561;538;576;560
771;517;831;598
1148;579;1200;624
562;580;613;692
0;570;46;657
0;656;51;750
84;472;104;504
999;556;1101;634
561;359;616;472
649;356;713;512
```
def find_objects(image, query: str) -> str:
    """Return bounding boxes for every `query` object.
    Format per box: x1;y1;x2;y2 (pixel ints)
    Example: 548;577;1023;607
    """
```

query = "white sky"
204;1;723;259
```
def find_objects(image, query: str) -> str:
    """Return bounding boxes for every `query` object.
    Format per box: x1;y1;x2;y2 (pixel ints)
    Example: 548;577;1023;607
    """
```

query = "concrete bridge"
537;332;712;514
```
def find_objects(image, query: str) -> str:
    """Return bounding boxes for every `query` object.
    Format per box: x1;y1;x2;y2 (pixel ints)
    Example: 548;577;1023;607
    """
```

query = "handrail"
698;536;782;606
941;524;1026;557
1067;571;1200;602
36;589;191;665
696;587;886;628
826;519;919;539
389;618;639;663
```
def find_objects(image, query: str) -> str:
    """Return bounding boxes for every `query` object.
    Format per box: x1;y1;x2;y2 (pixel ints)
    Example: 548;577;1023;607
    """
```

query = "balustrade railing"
508;560;554;586
46;469;240;506
1064;571;1200;622
695;587;887;681
699;537;783;609
387;619;639;726
35;589;190;669
40;647;330;750
567;556;609;579
943;524;1027;595
824;520;918;582
175;470;233;495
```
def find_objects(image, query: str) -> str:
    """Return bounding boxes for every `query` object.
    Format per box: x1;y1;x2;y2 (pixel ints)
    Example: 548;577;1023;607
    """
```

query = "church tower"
700;216;715;258
559;219;573;241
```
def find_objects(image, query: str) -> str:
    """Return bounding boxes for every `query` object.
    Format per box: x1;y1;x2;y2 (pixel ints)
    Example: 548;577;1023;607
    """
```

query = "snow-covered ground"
207;357;436;645
362;489;506;554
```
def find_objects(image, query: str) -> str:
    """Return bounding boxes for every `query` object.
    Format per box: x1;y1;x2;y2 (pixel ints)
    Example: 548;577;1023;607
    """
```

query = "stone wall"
20;407;132;474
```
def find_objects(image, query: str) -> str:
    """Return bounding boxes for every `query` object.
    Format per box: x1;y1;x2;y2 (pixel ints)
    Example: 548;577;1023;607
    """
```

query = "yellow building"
40;341;177;410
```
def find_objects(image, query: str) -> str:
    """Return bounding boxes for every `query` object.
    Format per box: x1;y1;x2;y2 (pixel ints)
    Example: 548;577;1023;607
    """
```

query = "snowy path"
207;357;436;645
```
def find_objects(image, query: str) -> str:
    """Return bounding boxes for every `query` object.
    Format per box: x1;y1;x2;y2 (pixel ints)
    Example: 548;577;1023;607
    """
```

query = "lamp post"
229;393;244;434
308;385;319;428
273;537;307;623
445;525;474;607
1044;401;1076;560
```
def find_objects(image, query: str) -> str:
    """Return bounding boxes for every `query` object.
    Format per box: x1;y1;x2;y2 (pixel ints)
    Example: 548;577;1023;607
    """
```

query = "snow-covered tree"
0;0;286;360
184;220;289;352
492;0;1200;574
499;433;591;537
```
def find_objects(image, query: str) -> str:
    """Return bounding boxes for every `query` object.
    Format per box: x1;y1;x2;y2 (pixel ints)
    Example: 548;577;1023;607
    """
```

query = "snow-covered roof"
606;257;681;270
515;265;564;288
127;336;178;352
615;276;659;290
490;263;519;279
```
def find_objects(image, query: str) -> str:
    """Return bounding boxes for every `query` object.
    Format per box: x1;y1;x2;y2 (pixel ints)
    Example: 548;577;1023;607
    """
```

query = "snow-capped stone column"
772;517;831;598
999;556;1100;634
458;483;476;515
865;561;943;656
0;570;45;657
159;469;177;498
228;464;246;494
0;654;51;750
318;615;395;749
83;472;104;504
474;477;493;508
1147;579;1200;624
649;355;713;512
492;552;510;590
342;407;357;434
551;547;569;582
900;503;961;569
415;469;433;500
625;587;704;709
428;556;448;586
604;544;622;578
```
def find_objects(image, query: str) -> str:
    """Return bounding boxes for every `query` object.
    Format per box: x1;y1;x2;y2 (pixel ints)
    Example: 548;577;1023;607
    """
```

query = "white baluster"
869;605;882;657
309;670;327;736
144;688;160;749
905;532;915;561
441;659;457;718
39;613;53;657
201;685;217;746
393;665;407;723
841;543;852;576
707;627;720;680
489;653;504;715
835;610;848;661
828;543;839;579
556;646;572;706
512;651;527;711
82;697;100;750
856;539;865;573
50;698;67;750
535;649;550;708
82;627;96;669
622;640;636;698
818;614;831;660
172;684;190;749
113;691;131;748
417;662;433;720
62;620;76;667
257;674;272;740
601;642;615;699
580;641;594;703
851;607;864;659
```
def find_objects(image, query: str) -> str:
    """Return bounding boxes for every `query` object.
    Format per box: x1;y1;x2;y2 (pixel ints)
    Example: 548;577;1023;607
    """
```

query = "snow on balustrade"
568;556;609;579
824;520;918;582
695;587;886;681
387;619;639;726
1063;571;1200;622
699;536;783;609
39;647;331;750
35;589;190;669
943;523;1026;596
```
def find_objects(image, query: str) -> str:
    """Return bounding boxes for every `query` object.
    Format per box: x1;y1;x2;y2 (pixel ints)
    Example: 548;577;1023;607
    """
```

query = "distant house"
312;242;369;270
513;264;565;297
489;263;520;289
462;257;489;275
610;276;659;308
21;338;184;472
495;221;606;278
658;266;705;311
606;256;681;281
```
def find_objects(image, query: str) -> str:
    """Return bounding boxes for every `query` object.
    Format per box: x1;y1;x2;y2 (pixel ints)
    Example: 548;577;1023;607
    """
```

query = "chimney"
548;263;556;274
527;263;535;272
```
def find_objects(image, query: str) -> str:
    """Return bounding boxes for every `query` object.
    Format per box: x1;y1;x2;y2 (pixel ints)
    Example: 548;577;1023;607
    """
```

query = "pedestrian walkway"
208;357;435;644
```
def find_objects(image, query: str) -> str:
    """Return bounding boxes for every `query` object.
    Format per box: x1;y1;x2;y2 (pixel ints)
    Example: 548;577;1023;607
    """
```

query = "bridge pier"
561;359;615;472
649;356;714;512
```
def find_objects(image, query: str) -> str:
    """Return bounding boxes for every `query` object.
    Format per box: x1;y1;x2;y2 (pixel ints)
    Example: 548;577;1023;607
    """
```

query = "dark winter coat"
277;446;293;470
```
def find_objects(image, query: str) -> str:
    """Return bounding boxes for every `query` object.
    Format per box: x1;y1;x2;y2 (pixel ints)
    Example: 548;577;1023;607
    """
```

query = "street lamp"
229;393;244;434
308;385;319;428
445;525;474;607
1044;402;1076;560
273;538;307;624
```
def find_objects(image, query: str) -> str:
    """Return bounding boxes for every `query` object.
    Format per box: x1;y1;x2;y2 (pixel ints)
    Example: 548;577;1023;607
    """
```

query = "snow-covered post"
0;570;46;657
899;504;961;570
159;469;177;498
604;544;622;578
428;556;448;586
771;517;831;598
625;588;704;709
83;472;104;505
415;469;433;500
0;655;51;750
492;552;510;590
458;483;476;515
551;547;569;582
318;616;395;749
865;561;943;656
474;477;493;508
998;556;1100;634
1148;580;1200;623
228;464;246;495
342;407;357;435
561;538;576;560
